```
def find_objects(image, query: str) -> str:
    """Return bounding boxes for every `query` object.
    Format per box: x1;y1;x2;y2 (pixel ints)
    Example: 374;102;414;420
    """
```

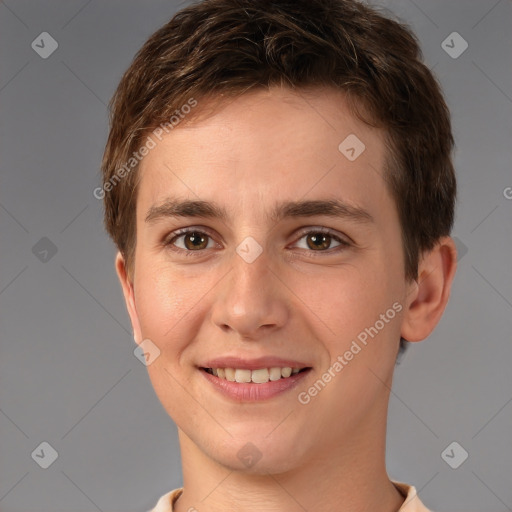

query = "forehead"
137;87;389;219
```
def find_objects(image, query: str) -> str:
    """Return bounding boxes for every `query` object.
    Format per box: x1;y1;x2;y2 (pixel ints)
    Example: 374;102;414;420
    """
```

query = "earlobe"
115;252;143;344
400;236;457;343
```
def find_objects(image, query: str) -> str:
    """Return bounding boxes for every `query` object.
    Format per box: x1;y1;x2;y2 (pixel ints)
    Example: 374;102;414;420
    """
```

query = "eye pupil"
185;232;208;250
307;233;331;250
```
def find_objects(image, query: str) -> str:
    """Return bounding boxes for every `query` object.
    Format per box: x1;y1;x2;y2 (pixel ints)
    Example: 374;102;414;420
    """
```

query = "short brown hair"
101;0;456;283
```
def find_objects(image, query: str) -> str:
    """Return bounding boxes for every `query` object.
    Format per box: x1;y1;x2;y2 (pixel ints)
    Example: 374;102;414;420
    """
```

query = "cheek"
308;265;390;330
133;259;225;363
133;263;196;344
302;260;403;361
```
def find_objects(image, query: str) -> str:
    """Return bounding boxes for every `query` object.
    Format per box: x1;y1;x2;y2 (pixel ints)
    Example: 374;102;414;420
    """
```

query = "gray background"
0;1;511;511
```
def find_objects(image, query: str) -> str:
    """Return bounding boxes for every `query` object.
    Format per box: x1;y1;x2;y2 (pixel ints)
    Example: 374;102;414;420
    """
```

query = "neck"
173;398;405;512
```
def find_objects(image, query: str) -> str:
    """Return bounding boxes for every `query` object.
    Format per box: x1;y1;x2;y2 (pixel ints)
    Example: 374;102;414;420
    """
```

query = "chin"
208;431;307;475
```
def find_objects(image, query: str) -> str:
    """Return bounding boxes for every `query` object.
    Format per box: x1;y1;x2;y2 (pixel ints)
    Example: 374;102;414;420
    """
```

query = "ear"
401;236;457;342
115;252;142;344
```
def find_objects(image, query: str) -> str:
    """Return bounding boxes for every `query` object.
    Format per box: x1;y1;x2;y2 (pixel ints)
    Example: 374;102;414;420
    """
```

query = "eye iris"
307;233;331;250
184;232;208;250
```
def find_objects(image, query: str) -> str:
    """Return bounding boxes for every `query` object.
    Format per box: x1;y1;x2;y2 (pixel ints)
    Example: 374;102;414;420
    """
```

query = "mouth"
199;365;313;402
201;366;310;384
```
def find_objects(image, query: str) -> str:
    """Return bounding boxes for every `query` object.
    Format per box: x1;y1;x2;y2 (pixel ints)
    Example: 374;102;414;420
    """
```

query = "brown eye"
306;233;334;251
292;228;349;254
181;232;209;250
165;229;215;252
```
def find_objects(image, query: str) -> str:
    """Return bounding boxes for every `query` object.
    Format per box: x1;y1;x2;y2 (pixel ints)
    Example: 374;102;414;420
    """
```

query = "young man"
100;1;457;510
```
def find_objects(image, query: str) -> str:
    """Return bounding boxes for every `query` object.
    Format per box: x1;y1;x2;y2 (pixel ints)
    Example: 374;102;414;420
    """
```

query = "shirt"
148;480;432;511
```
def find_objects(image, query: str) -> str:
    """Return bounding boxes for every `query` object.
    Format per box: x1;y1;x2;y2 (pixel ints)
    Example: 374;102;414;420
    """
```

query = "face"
118;87;416;473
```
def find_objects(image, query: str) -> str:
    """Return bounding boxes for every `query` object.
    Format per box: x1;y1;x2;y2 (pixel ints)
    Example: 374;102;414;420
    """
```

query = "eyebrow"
144;197;374;225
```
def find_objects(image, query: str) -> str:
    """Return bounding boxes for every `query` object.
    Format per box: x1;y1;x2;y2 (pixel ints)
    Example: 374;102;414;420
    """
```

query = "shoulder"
393;480;434;512
147;488;183;512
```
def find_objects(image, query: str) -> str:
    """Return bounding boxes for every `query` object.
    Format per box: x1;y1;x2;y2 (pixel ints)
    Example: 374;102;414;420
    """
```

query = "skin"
116;86;457;512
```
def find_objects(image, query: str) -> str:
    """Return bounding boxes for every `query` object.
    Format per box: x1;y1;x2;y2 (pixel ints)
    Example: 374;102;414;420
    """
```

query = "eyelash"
163;226;351;258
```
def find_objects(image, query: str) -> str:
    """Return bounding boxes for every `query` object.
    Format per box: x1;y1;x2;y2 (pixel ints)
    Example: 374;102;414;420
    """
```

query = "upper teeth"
208;367;302;384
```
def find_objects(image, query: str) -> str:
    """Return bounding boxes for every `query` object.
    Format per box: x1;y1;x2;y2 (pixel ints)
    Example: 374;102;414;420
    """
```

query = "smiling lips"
199;356;312;401
200;356;311;383
204;366;304;384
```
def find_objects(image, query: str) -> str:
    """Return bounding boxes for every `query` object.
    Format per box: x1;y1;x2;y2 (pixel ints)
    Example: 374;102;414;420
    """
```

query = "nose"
210;247;289;340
